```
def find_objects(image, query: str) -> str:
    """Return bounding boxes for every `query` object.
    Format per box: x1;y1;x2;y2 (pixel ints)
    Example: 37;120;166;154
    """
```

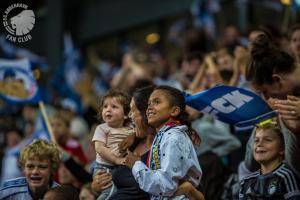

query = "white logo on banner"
3;3;35;43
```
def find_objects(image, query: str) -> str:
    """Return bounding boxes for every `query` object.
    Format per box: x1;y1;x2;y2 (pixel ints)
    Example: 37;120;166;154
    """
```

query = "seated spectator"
0;128;23;184
50;111;88;186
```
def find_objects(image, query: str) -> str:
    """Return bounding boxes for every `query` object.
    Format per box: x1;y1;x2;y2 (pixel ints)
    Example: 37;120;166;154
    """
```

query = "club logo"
3;3;35;43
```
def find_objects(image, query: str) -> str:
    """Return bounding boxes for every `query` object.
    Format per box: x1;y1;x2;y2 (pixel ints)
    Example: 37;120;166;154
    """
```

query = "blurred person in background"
60;98;88;140
74;72;99;128
0;128;24;184
187;107;240;200
50;110;88;187
111;49;153;93
218;25;243;53
288;24;300;62
172;51;203;90
50;110;87;164
60;98;92;162
21;105;39;138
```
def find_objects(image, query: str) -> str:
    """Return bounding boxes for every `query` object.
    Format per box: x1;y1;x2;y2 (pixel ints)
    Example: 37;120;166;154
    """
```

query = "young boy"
239;121;300;199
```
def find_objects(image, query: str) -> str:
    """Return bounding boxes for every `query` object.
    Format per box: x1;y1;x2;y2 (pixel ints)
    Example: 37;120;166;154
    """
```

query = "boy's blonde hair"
255;121;284;147
19;139;60;175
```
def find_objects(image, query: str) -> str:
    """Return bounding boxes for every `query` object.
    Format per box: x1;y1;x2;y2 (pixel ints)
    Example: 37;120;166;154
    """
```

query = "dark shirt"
110;138;149;200
239;163;300;200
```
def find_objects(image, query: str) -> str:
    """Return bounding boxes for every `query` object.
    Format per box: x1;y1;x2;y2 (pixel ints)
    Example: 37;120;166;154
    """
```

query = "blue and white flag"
0;59;40;104
185;85;276;128
31;112;52;141
63;33;83;92
50;33;82;110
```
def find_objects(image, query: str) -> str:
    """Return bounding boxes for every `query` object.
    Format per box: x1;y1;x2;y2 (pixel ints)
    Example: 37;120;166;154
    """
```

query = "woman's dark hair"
246;33;296;85
133;85;155;125
45;184;79;200
154;85;190;127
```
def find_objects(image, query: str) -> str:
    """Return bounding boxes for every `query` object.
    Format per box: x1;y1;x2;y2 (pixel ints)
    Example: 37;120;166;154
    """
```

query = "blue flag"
0;59;40;104
31;112;52;141
50;33;82;110
62;33;83;93
185;85;276;128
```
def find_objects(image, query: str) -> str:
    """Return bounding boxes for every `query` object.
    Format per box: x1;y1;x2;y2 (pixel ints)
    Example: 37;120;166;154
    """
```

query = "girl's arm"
132;131;201;197
94;141;125;165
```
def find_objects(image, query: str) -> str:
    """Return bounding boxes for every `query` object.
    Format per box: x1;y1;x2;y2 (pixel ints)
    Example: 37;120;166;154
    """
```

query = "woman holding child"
92;85;204;200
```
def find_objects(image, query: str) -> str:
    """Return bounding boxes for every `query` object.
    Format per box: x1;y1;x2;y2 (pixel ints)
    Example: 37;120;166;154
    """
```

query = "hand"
91;170;112;194
274;95;300;133
115;157;126;165
119;134;136;153
267;98;277;110
124;150;140;168
234;46;248;62
122;53;134;70
204;55;215;68
173;181;205;200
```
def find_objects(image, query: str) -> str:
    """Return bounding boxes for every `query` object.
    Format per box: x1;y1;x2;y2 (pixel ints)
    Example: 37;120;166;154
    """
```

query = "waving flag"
62;33;83;92
31;112;52;141
0;59;40;104
50;33;82;109
185;85;276;128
